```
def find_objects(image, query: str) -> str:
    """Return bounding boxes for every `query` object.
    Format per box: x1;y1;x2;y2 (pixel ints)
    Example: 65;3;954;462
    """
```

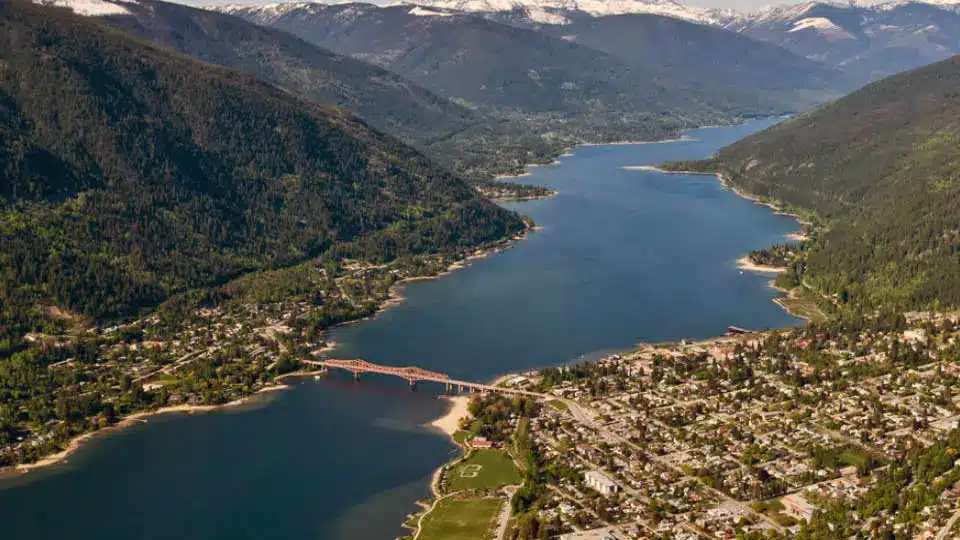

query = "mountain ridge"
215;0;960;86
0;0;523;340
222;2;846;124
673;55;960;311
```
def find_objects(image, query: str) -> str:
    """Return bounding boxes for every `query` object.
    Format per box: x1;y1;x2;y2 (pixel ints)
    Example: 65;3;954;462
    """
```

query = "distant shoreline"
493;134;697;181
579;135;696;147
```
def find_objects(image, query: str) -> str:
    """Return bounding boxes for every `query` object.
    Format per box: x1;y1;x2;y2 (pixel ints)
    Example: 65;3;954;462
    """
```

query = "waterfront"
0;118;802;540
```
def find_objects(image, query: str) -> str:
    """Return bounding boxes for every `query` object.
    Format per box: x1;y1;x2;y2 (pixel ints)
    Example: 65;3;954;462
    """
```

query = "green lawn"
446;449;521;492
453;430;472;447
548;399;569;412
419;495;503;540
775;290;827;323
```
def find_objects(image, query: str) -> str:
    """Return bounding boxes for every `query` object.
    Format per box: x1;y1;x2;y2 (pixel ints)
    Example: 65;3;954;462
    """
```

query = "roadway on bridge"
303;358;550;398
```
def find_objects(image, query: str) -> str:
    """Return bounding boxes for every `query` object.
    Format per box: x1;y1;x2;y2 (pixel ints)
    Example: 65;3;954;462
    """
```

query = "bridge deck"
304;359;548;398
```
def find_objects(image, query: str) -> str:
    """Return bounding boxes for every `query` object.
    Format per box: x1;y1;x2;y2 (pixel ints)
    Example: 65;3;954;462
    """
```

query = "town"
425;310;960;540
0;241;519;469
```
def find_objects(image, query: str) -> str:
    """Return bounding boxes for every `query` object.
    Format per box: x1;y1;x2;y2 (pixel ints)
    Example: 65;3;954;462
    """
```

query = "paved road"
560;400;785;535
936;506;960;540
413;492;453;540
495;486;520;540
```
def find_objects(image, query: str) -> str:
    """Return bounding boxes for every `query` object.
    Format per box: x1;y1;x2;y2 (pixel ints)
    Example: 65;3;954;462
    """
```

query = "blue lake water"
0;118;800;540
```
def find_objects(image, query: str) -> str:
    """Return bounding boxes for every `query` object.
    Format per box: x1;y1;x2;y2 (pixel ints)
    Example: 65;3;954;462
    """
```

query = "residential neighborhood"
467;311;960;539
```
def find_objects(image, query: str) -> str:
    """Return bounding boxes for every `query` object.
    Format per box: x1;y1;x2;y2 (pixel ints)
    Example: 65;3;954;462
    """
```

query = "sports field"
418;495;503;540
446;449;521;492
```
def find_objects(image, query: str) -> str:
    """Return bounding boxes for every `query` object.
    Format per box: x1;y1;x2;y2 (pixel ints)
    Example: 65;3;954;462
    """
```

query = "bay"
0;118;800;540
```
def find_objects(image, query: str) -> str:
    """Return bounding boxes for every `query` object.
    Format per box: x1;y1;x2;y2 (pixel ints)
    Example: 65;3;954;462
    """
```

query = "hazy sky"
190;0;810;12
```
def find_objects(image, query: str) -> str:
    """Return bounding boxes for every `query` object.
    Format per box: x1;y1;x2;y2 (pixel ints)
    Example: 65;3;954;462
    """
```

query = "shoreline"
2;383;296;478
4;119;817;533
411;371;517;533
579;135;695;147
316;225;535;351
424;371;513;442
3;224;537;479
494;171;533;180
493;133;697;182
736;256;786;274
428;395;470;438
401;120;817;538
619;165;813;321
488;191;558;204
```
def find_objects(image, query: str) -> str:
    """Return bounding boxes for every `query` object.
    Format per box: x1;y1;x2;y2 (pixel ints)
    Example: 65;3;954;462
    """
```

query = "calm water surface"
0;119;800;540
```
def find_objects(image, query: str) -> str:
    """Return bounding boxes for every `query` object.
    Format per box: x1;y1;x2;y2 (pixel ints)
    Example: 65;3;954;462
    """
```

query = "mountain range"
41;0;960;88
221;2;846;127
16;0;960;319
233;0;960;84
460;0;960;82
38;0;850;182
726;1;960;81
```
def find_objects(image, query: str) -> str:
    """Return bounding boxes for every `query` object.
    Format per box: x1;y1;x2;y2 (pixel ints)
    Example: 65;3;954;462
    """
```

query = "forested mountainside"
222;3;841;141
102;0;477;148
92;0;562;182
0;0;524;352
673;55;960;312
224;3;707;113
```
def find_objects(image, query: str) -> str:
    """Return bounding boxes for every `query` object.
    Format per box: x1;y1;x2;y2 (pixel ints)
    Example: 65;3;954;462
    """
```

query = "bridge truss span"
319;358;450;384
310;358;548;398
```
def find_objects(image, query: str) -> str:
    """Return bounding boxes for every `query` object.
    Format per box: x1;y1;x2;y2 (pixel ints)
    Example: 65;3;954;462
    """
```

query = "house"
584;470;620;496
470;437;494;449
782;493;817;522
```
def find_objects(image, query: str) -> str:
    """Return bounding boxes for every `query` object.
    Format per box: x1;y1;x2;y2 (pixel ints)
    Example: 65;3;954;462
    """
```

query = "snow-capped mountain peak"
33;0;139;16
405;0;722;24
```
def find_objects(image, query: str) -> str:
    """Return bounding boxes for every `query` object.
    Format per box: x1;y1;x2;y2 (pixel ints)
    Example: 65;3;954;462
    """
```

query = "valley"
4;0;960;539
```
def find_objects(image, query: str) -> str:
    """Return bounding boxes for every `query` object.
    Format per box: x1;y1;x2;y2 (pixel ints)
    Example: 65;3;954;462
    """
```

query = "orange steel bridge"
306;358;547;397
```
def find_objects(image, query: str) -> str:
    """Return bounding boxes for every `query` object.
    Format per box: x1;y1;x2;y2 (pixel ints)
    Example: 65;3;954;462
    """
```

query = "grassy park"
418;495;503;540
446;449;522;492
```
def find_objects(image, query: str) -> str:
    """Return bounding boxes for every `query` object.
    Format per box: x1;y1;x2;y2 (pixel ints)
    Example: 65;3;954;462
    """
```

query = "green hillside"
673;56;960;311
0;0;523;351
98;0;558;182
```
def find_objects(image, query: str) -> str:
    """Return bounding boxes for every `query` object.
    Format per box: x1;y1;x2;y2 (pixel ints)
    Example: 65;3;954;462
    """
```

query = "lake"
0;118;800;540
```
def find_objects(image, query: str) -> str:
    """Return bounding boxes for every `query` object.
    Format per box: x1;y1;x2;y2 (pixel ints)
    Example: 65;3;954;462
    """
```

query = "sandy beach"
580;135;695;147
736;256;786;274
494;171;533;180
621;164;717;176
429;395;470;437
621;165;685;172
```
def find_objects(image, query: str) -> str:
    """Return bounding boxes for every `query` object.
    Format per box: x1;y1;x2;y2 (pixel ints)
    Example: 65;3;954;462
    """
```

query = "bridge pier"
408;379;417;391
351;370;360;381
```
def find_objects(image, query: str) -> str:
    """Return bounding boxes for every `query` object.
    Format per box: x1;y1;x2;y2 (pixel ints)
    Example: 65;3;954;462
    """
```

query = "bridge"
304;358;548;398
